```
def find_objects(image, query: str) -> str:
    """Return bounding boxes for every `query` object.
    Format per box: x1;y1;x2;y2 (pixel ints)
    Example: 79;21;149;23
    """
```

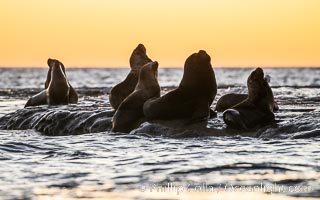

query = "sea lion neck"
136;62;159;90
51;62;67;81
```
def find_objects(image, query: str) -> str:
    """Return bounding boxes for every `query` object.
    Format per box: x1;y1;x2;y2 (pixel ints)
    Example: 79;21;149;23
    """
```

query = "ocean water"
0;68;319;200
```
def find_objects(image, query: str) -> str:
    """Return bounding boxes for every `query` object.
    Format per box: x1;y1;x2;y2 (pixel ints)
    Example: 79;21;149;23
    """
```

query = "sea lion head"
180;50;216;96
129;44;152;71
48;59;65;78
184;50;212;79
247;67;265;96
137;61;159;87
185;50;211;70
51;59;61;71
47;58;66;73
47;58;55;68
247;68;274;110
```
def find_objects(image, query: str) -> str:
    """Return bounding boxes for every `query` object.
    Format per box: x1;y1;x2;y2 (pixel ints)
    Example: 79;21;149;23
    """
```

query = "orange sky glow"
0;0;320;68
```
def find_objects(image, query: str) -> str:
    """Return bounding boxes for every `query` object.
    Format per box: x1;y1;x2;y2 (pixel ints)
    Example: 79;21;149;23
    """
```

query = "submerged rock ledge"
0;104;114;136
0;87;320;139
0;103;319;139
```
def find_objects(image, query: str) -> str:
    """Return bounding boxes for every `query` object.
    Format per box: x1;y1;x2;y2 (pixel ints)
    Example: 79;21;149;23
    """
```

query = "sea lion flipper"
68;85;78;104
186;98;210;124
223;109;249;129
273;101;279;111
24;90;47;108
209;108;217;118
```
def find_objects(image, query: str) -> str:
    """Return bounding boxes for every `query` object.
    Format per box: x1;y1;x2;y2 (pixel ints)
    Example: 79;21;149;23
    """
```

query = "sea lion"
25;59;73;107
223;68;276;129
24;90;47;108
112;61;160;133
46;58;78;104
215;93;248;112
216;93;279;112
109;44;152;110
215;74;279;112
46;60;70;105
143;50;217;122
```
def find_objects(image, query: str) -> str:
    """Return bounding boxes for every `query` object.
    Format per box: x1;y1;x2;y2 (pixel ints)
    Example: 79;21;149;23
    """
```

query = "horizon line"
0;66;320;69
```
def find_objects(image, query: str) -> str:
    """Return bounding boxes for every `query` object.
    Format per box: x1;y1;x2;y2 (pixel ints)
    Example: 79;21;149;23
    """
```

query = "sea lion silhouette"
109;44;152;110
223;68;276;129
112;61;160;133
46;58;78;104
143;50;217;123
25;59;77;107
215;74;278;112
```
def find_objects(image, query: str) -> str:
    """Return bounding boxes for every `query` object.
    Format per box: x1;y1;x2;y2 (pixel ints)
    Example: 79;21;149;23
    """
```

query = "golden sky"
0;0;320;67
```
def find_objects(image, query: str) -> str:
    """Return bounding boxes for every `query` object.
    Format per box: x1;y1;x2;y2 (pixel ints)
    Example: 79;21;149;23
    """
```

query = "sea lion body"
216;93;279;112
223;68;276;129
215;93;248;112
109;44;152;110
109;70;139;110
46;58;78;104
46;60;70;105
143;50;217;122
216;77;278;112
25;59;75;107
24;90;47;107
112;61;160;133
223;108;275;129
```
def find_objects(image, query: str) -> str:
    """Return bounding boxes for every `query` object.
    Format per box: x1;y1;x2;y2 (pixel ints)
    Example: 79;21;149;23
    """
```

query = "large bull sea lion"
143;50;217;123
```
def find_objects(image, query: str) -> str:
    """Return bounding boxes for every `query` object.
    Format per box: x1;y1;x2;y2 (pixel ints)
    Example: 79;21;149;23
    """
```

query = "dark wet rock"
1;104;320;138
131;120;256;138
131;109;320;139
256;110;320;139
0;105;114;136
0;87;109;99
0;86;320;138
